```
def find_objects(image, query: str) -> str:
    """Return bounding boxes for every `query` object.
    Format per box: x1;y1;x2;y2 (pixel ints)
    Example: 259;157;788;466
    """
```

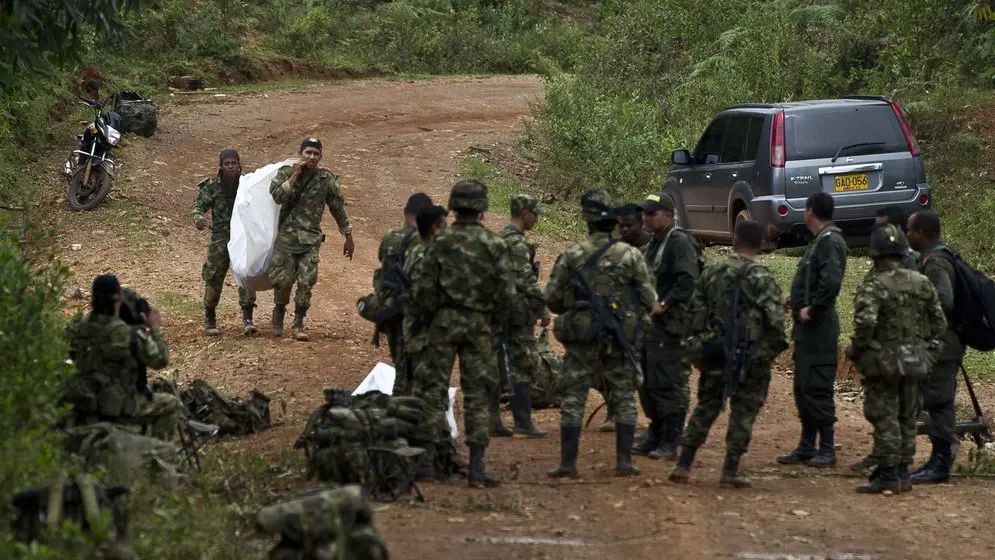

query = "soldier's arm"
493;239;518;328
410;243;440;317
923;282;948;342
192;178;212;222
850;281;880;352
543;254;571;314
809;236;846;315
661;235;698;305
323;174;353;235
685;269;710;337
631;250;659;312
269;167;295;205
752;269;789;359
509;237;545;303
135;327;170;370
923;256;955;316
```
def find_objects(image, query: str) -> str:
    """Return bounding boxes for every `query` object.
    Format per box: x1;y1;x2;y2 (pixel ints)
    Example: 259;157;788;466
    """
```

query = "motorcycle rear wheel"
68;165;112;211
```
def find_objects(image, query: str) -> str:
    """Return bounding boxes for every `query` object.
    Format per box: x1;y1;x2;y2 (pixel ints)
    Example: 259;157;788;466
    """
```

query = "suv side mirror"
671;149;692;165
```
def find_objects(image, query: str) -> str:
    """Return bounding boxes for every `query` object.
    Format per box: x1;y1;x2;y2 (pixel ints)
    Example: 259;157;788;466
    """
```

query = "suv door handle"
730;172;738;179
703;173;712;181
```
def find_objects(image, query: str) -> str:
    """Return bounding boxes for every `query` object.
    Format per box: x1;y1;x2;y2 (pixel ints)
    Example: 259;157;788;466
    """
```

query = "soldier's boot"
632;421;661;456
910;437;952;484
291;306;309;341
271;304;286;337
548;426;581;478
204;307;220;336
777;419;817;464
467;444;500;488
850;453;877;474
719;453;751;489
805;425;837;468
511;382;547;438
241;305;258;335
669;445;697;484
413;442;437;482
898;464;912;493
615;423;640;477
649;417;680;461
488;389;513;437
856;465;901;494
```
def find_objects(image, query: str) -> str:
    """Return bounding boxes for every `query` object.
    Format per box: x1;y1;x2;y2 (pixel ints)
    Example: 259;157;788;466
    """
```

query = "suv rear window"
785;105;907;161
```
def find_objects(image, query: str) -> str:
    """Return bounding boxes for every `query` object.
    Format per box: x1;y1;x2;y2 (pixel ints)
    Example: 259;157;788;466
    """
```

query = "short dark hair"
416;205;448;238
910;210;941;239
615;204;643;218
875;206;907;229
589;219;617;234
734;219;764;250
806;192;834;220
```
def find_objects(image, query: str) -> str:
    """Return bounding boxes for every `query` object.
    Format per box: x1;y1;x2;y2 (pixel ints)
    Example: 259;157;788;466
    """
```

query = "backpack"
502;328;561;409
110;90;157;137
358;231;417;338
173;379;272;436
926;247;995;351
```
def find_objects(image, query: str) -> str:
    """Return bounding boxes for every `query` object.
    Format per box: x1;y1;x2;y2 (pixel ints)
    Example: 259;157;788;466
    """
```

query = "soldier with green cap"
192;148;257;336
409;180;516;488
269;137;355;341
546;190;663;478
491;193;550;439
846;224;946;494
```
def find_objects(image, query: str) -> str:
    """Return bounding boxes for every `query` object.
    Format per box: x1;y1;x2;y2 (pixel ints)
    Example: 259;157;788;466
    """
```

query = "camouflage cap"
580;189;615;222
448;180;489;212
869;223;910;257
510;194;542;216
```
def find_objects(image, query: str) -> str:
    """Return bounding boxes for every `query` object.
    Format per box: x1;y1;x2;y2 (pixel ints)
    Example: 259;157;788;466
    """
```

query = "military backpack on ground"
178;379;271;436
110;90;157;137
502;328;562;409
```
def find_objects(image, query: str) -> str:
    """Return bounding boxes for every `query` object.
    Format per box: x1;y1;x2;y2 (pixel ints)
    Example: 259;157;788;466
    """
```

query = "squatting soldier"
495;194;550;439
779;192;847;468
847;224;946;493
546;190;663;478
409;180;516;488
192;148;257;335
907;210;965;484
373;192;434;395
269;138;355;341
634;193;698;460
669;220;788;488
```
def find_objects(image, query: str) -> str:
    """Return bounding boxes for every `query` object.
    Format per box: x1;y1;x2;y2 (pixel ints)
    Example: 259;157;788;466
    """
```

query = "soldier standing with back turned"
778;192;847;468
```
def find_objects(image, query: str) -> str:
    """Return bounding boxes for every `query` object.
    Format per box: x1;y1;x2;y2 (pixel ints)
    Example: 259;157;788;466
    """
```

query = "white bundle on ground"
228;158;295;291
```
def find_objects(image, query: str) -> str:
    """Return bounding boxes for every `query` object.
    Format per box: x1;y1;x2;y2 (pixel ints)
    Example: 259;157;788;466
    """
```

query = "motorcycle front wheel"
67;164;112;211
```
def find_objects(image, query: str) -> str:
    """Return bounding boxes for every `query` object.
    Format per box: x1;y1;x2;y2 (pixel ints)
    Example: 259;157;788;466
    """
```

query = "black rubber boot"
204;307;220;336
806;424;837;468
720;453;751;489
649;416;680;461
548;426;581;478
241;305;257;335
669;445;697;483
910;437;952;484
633;421;662;456
488;388;513;437
615;423;640;477
413;442;437;482
272;304;286;337
898;464;912;493
511;382;547;438
777;419;817;464
857;465;901;494
468;444;500;488
291;306;309;341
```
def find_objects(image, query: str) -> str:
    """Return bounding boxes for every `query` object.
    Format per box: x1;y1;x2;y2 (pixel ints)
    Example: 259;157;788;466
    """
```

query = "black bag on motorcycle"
111;91;157;138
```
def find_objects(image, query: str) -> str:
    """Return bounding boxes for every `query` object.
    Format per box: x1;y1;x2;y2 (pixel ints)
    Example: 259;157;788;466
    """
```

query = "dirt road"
51;75;995;560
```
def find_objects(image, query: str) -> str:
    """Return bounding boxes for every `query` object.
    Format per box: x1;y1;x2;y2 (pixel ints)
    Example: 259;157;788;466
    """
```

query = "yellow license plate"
833;173;869;192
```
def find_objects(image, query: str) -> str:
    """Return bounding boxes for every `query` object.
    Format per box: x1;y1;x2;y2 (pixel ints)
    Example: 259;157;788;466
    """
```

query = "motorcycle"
63;97;122;211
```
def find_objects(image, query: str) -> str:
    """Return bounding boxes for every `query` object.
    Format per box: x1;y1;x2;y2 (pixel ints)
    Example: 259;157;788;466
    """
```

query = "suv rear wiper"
831;142;886;163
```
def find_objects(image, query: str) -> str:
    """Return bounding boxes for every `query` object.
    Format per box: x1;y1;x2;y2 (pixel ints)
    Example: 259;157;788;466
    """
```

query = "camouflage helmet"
448;180;489;212
510;193;541;216
580;189;616;222
869;223;910;257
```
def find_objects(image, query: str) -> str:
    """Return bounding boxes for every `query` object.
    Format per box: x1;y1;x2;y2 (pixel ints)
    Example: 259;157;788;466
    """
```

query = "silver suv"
664;96;931;247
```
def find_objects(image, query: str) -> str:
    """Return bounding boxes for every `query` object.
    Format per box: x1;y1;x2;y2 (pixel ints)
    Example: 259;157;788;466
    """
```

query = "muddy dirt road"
51;75;995;560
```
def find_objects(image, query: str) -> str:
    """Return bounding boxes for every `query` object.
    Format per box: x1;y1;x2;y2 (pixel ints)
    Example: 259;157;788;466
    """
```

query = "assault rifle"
717;263;759;407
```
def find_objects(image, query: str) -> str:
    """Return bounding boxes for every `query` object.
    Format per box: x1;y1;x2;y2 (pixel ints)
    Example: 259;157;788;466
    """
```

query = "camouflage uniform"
409;181;515;487
404;242;447;445
782;224;847;466
192;173;256;310
374;223;420;394
268;166;351;335
673;253;788;486
850;227;946;493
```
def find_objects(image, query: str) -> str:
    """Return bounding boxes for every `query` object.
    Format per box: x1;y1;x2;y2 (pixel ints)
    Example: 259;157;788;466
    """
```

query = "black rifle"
719;263;758;407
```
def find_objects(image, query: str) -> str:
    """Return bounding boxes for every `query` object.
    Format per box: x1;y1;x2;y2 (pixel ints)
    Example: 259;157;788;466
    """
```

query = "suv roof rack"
841;95;890;102
724;103;778;109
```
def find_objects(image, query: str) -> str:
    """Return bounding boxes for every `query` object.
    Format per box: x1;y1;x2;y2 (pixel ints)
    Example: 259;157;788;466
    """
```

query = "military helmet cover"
869;223;909;257
510;193;542;216
581;189;615;222
448;180;489;212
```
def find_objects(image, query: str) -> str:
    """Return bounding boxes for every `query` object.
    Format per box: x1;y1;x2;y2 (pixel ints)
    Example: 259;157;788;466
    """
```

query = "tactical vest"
856;269;936;379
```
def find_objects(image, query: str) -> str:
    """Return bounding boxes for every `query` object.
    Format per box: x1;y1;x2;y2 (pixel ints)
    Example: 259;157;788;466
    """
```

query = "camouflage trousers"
202;235;256;309
409;348;450;445
499;324;539;386
133;392;186;441
863;375;920;467
683;364;771;457
412;310;498;447
268;243;320;310
560;338;638;428
385;322;412;396
640;331;690;424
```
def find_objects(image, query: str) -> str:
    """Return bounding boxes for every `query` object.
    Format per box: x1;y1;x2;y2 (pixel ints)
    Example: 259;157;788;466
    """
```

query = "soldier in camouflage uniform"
409;180;515;488
779;192;848;468
847;224;946;493
546;190;663;478
268;138;355;341
669;220;788;488
907;210;965;484
634;193;698;460
496;193;550;439
192;148;257;336
373;192;433;395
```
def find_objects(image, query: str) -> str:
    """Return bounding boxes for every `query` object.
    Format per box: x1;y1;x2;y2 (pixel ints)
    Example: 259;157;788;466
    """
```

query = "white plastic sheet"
352;362;460;440
228;158;295;291
446;387;459;439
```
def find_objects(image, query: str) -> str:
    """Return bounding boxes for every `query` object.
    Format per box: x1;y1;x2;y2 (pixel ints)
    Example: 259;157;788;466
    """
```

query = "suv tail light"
889;101;920;157
770;111;785;168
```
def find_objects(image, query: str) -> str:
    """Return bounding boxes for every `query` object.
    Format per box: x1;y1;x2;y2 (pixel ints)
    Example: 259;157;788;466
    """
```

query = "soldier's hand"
539;313;551;328
650;302;666;316
846;344;857;360
781;295;790;311
343;234;355;260
194;217;206;231
799;306;812;323
144;307;162;329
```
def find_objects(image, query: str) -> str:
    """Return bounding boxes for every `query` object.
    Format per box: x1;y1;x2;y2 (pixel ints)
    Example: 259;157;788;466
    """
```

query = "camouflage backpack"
501;328;562;409
295;390;424;501
172;379;271;436
257;485;389;560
